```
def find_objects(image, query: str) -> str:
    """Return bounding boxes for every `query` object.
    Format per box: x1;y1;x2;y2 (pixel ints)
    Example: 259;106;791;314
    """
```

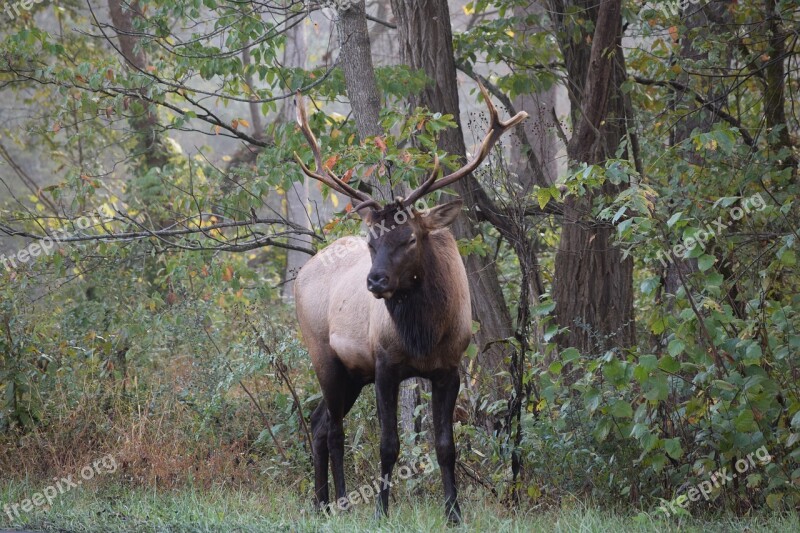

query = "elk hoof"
446;501;462;524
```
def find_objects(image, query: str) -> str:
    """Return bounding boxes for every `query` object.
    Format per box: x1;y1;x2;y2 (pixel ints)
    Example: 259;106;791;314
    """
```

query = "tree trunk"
336;1;393;203
337;1;384;140
511;1;561;187
549;0;635;352
107;0;168;169
389;0;514;393
281;17;313;300
764;0;797;174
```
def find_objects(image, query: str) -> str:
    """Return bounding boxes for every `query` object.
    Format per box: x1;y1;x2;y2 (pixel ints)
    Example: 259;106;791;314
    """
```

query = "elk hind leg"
432;368;462;524
320;359;362;512
310;399;330;512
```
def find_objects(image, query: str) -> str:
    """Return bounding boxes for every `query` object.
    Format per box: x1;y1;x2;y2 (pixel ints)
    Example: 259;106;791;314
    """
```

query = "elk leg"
321;362;362;513
310;400;330;511
432;368;462;524
375;361;401;518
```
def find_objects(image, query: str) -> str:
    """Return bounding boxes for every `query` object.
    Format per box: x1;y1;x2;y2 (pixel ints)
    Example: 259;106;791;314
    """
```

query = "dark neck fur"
383;233;451;358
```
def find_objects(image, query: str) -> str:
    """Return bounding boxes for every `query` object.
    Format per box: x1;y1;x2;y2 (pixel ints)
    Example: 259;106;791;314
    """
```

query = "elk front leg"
375;360;401;518
432;368;462;523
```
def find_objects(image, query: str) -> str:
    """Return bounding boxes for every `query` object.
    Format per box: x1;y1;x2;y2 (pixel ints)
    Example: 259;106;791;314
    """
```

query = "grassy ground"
0;481;797;533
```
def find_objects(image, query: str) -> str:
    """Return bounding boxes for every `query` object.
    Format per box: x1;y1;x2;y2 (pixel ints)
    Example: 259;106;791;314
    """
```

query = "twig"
251;325;314;466
203;328;288;461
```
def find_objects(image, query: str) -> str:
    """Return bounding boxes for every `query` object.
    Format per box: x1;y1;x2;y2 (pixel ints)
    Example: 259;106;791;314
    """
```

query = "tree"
547;0;636;352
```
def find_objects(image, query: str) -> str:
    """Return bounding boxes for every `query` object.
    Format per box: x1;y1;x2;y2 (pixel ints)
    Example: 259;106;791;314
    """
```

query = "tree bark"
107;0;168;169
281;17;313;300
337;1;392;199
510;2;560;188
389;0;514;392
764;0;797;174
549;0;635;352
337;1;383;139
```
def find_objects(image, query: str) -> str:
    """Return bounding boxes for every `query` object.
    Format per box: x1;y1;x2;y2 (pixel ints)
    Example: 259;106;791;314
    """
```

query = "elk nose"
367;272;390;294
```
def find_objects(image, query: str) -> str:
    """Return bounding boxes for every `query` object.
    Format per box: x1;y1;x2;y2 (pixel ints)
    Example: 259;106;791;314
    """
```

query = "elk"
293;85;527;523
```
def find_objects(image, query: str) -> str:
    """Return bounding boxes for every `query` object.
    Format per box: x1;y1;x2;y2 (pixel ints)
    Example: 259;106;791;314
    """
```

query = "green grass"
0;481;797;532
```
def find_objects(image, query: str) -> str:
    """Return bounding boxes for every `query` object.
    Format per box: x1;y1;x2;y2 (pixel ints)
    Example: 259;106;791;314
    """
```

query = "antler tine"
402;153;440;208
404;82;528;203
293;93;374;204
351;198;382;213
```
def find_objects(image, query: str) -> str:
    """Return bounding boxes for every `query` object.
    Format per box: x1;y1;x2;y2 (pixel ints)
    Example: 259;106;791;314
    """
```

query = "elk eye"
406;236;417;246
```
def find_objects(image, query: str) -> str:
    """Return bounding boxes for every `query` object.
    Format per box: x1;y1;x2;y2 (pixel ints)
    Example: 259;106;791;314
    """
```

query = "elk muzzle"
367;270;393;299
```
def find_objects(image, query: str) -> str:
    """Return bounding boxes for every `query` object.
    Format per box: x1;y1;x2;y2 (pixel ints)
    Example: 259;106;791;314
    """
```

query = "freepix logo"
3;0;47;21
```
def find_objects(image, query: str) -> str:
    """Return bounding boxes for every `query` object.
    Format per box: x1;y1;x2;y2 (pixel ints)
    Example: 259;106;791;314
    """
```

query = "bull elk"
293;85;527;523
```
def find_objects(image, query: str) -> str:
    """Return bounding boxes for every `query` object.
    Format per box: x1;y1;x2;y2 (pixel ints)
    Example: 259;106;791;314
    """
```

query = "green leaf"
561;347;581;363
465;343;478;358
593;418;612;442
610;399;633;418
664;438;683;459
666;211;683;228
537;187;551;210
734;410;756;432
533;301;555;316
637;354;658;371
698;254;715;271
645;375;668;402
585;388;602;413
766;493;784;510
779;249;796;266
744;342;763;365
650;315;667;335
712;380;737;392
658;354;681;373
668;339;685;357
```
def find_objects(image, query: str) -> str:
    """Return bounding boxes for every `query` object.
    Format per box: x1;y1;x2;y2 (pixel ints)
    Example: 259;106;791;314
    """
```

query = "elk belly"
329;332;375;377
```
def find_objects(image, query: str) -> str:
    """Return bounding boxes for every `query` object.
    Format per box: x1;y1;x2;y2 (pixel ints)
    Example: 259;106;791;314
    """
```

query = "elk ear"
421;199;463;230
360;207;377;225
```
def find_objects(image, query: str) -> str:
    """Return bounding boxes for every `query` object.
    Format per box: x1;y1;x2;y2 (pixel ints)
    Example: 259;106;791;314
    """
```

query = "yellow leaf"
238;118;250;128
331;193;339;208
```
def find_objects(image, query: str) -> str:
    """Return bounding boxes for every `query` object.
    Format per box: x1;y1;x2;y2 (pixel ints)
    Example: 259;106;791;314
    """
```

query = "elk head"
362;198;463;299
293;85;528;299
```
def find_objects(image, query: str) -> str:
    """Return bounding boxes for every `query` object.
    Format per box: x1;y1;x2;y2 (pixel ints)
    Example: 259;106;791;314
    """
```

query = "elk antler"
293;93;379;211
402;82;529;208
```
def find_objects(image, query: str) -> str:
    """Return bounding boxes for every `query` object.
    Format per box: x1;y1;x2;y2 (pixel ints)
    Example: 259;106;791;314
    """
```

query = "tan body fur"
295;231;472;382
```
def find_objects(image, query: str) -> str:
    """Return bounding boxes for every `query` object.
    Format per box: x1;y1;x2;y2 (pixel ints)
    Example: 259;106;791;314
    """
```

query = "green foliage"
0;0;798;522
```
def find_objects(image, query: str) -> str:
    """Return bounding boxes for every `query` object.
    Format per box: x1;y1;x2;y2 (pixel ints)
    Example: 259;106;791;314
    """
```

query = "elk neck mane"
383;230;457;359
